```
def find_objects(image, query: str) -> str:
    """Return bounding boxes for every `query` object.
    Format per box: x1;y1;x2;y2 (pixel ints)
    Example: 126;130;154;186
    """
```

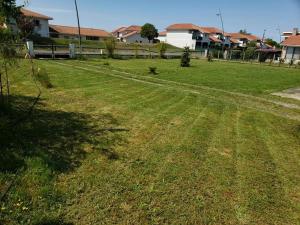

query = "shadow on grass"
0;95;126;173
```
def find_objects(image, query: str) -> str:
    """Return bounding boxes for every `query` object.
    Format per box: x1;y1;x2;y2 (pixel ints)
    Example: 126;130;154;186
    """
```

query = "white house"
281;32;300;61
112;26;150;43
228;33;261;48
20;8;53;37
49;24;110;41
282;28;299;41
164;23;231;50
157;31;167;42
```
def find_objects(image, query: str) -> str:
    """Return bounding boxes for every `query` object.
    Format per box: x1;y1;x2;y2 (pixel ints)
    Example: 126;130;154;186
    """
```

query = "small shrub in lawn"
104;37;116;58
157;42;168;59
103;62;110;66
149;67;157;75
181;47;190;67
207;54;213;62
36;67;53;89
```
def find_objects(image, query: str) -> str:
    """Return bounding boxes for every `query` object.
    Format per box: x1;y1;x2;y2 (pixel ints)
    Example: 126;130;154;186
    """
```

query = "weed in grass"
149;66;157;75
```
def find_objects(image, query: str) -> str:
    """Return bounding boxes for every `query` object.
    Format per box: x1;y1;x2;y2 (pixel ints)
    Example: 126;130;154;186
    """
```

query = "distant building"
49;25;110;41
163;23;233;50
228;33;261;48
282;28;300;41
281;28;300;61
4;8;53;37
157;31;167;43
112;25;150;43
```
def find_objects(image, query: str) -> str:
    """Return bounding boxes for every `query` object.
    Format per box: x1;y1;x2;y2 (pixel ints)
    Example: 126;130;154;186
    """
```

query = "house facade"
281;33;300;61
49;25;110;41
282;28;299;41
5;8;52;37
112;26;149;43
228;33;261;48
163;23;236;50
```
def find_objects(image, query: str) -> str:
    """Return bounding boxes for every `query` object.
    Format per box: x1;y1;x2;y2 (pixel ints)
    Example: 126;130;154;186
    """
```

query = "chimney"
293;28;299;36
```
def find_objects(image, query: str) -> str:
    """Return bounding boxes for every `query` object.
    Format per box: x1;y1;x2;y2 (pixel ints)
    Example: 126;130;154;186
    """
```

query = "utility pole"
276;27;282;43
74;0;82;55
217;8;225;51
261;29;266;48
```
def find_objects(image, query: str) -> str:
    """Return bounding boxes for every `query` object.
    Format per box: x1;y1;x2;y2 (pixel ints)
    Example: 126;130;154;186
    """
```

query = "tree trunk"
0;72;3;105
4;63;10;104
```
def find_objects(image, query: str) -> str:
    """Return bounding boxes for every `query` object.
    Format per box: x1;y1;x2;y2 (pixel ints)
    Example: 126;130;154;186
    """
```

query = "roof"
112;27;127;34
200;27;223;34
49;25;110;37
159;31;167;36
122;30;139;38
281;35;300;47
166;23;201;31
230;38;240;44
209;35;222;43
229;33;260;41
125;25;142;32
21;8;53;20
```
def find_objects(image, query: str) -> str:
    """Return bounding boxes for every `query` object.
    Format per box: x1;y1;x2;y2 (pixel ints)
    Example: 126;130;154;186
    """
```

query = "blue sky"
17;0;300;41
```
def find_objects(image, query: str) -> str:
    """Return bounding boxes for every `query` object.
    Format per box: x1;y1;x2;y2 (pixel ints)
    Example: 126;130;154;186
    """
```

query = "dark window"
86;36;100;41
34;20;40;27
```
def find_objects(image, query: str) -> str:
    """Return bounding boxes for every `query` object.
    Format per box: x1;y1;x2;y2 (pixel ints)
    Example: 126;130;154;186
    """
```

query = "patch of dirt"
273;88;300;101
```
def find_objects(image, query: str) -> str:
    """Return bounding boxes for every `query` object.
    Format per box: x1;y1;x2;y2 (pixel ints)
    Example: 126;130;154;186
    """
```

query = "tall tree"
0;0;20;25
239;29;251;35
141;23;158;43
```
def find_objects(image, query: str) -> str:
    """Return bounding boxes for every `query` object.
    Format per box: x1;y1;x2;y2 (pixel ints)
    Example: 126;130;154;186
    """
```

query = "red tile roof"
200;27;223;34
166;23;201;31
112;27;127;34
50;25;110;37
122;30;139;38
209;35;222;43
21;8;53;20
229;33;260;41
125;25;142;32
159;31;167;36
281;35;300;46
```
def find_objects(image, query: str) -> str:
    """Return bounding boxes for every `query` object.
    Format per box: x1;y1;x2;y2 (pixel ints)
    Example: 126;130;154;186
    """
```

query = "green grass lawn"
0;59;299;225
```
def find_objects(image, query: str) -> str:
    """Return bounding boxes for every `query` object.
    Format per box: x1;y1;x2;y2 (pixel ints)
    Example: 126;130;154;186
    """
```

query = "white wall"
34;19;50;37
166;30;196;50
124;33;149;43
157;36;166;43
285;46;300;60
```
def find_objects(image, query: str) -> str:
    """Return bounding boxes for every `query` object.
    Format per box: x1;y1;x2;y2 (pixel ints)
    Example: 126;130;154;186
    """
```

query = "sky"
17;0;300;42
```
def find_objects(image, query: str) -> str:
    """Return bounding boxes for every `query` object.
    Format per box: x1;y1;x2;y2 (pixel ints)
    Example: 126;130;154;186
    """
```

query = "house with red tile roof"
112;25;150;43
4;8;53;37
281;29;300;61
228;33;261;48
49;25;110;41
164;23;232;50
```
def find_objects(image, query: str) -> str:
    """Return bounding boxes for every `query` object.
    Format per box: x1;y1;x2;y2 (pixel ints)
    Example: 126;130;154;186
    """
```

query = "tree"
264;38;280;48
16;14;35;39
104;37;116;58
239;29;251;35
247;40;258;48
141;23;158;43
0;0;20;25
157;42;167;59
181;47;190;67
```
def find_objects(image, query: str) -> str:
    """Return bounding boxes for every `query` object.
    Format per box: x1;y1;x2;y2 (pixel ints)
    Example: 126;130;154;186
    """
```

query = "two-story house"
112;25;150;43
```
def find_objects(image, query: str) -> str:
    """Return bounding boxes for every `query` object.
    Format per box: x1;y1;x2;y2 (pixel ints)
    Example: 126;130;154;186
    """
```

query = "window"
86;36;100;41
34;20;40;27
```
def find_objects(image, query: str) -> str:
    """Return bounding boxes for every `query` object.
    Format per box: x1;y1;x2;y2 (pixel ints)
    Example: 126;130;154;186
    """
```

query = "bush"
207;54;213;62
258;52;269;63
181;47;190;67
104;37;116;58
149;67;157;75
212;50;223;59
36;67;53;89
157;42;167;59
244;47;257;60
230;50;242;59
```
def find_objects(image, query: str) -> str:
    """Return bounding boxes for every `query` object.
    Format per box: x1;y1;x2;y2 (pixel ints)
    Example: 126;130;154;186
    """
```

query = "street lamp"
216;8;225;50
74;0;82;55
